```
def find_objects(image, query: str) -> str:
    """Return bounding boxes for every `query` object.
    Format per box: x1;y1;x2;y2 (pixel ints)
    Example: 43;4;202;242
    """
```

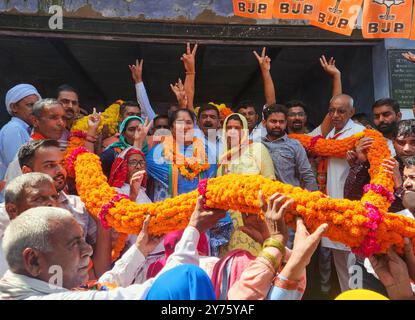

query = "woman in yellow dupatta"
217;113;275;256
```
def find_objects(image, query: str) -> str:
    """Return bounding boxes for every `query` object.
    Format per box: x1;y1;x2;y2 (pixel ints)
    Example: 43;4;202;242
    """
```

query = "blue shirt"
0;117;31;180
146;142;217;197
262;133;318;191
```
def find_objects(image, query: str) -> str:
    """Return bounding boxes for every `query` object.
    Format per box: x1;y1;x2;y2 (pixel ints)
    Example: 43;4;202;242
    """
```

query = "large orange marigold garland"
67;117;415;258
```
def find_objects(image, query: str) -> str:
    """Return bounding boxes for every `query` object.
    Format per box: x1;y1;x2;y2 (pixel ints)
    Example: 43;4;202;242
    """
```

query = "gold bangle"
263;238;286;257
258;250;279;271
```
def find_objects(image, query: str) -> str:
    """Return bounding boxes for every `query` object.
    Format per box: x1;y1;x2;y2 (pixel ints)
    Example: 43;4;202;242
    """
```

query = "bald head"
330;94;354;110
328;94;355;133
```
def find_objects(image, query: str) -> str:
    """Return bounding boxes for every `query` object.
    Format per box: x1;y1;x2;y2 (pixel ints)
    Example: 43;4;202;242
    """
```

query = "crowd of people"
0;44;415;300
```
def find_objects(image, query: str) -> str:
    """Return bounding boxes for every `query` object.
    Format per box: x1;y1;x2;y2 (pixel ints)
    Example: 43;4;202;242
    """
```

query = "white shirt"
250;123;267;143
0;203;10;278
116;184;152;205
0;226;201;300
321;119;366;250
386;138;396;157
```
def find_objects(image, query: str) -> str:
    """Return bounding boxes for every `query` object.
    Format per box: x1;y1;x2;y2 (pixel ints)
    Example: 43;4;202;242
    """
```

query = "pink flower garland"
98;194;129;229
309;135;323;154
363;183;395;203
69;130;87;139
352;202;383;257
198;178;210;210
66;147;89;177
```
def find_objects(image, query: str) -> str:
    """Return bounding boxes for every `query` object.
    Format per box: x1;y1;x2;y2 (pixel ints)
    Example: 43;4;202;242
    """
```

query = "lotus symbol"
373;0;405;20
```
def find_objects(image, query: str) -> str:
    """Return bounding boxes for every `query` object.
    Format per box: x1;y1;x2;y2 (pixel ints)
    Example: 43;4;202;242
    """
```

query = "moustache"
53;174;65;181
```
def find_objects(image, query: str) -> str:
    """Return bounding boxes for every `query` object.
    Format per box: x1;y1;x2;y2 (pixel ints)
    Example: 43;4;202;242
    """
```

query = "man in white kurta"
320;94;365;293
0;198;225;300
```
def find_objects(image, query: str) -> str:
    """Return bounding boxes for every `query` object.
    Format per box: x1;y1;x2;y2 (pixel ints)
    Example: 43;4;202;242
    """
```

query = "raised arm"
320;55;342;97
85;108;101;153
319;55;342;136
254;47;276;107
181;43;197;113
129;59;156;121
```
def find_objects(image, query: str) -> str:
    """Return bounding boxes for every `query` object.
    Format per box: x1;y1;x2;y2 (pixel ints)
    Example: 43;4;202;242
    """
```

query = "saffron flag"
273;0;320;20
362;0;413;39
411;3;415;39
310;0;363;36
233;0;275;19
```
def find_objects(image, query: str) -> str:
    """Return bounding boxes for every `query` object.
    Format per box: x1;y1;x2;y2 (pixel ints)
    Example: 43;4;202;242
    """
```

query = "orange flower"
162;136;210;180
66;117;415;256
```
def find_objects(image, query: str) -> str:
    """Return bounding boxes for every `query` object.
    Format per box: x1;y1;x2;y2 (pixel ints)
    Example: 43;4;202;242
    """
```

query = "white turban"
5;84;41;115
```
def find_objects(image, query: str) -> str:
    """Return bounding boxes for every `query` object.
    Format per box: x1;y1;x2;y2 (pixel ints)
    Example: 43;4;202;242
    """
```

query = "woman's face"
226;119;243;148
123;120;142;145
126;153;146;182
172;111;194;144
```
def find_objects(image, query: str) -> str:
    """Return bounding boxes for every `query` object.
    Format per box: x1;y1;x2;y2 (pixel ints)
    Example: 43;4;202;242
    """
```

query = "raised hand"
402;51;415;63
320;55;341;77
355;137;375;162
133;117;153;149
87;107;101;133
260;191;293;245
253;47;271;72
280;218;328;281
346;150;358;167
188;196;227;233
369;247;414;300
170;78;188;108
129;59;144;84
135;215;163;257
181;43;197;74
129;170;146;201
382;158;403;189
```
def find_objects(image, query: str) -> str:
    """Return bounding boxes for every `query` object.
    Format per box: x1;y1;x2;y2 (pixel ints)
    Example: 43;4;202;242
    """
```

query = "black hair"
197;104;220;120
154;114;169;123
120;101;141;117
235;100;257;113
372;98;401;114
263;104;288;120
18;139;60;169
285;100;308;114
168;109;195;128
57;84;79;97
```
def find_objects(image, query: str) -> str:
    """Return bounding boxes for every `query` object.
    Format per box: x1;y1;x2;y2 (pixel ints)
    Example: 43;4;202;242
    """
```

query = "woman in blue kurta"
146;109;216;201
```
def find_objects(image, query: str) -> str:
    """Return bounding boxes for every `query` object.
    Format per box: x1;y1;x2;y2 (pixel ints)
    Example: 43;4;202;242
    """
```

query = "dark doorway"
0;35;375;128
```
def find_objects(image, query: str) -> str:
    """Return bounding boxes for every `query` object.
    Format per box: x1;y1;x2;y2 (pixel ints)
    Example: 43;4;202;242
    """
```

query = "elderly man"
0;196;225;300
0;84;41;190
320;94;365;293
0;173;58;278
15;139;113;278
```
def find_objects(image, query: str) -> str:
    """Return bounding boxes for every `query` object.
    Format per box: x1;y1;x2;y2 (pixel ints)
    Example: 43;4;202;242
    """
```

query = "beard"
377;122;397;136
53;173;66;192
267;129;285;139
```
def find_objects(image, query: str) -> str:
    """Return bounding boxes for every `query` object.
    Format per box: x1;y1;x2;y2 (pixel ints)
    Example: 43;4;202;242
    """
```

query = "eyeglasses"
287;112;306;118
127;160;146;168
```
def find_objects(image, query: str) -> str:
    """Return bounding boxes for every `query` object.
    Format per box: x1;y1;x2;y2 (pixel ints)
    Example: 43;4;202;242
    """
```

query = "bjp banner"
273;0;320;20
233;0;275;19
411;3;415;39
362;0;413;39
310;0;363;36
